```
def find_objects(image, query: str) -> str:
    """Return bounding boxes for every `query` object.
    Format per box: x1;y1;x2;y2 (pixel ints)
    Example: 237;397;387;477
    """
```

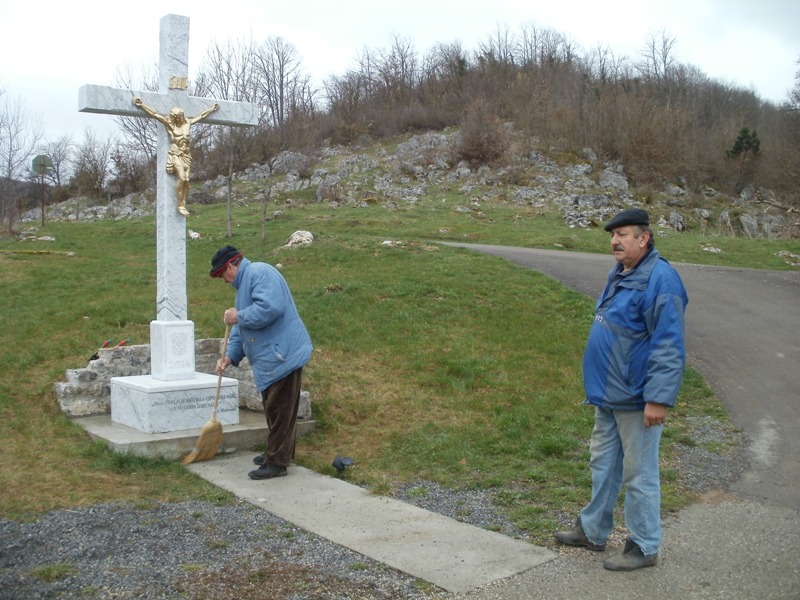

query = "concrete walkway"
76;414;555;594
187;454;555;594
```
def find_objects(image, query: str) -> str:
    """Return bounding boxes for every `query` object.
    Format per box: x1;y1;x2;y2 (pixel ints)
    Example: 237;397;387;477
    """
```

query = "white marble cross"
79;14;258;381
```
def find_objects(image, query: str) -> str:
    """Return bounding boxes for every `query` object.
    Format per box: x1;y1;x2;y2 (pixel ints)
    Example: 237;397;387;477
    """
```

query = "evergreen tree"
726;127;760;165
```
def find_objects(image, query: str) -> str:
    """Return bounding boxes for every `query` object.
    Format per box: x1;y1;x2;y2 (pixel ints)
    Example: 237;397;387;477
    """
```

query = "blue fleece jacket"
225;258;313;392
583;247;688;410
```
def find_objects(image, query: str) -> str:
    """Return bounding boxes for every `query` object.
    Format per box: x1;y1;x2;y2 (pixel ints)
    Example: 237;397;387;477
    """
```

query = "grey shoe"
554;518;606;552
603;538;658;571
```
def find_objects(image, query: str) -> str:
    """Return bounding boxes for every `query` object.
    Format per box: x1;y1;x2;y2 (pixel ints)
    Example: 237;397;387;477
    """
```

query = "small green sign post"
32;155;53;175
32;154;53;225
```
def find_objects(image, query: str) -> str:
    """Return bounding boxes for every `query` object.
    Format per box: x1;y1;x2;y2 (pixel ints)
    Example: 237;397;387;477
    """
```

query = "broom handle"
212;324;231;421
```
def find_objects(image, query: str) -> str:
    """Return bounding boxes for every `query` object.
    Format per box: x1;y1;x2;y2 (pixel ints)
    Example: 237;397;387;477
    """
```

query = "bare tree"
638;29;677;82
375;35;419;109
418;41;470;122
197;36;261;238
770;57;800;198
199;36;317;236
109;139;151;197
585;43;628;85
196;36;258;106
72;128;114;199
516;24;576;68
254;36;315;128
324;70;370;140
476;23;517;67
41;135;74;188
354;46;379;101
0;94;43;179
0;92;43;232
789;56;800;110
113;63;160;159
422;41;469;82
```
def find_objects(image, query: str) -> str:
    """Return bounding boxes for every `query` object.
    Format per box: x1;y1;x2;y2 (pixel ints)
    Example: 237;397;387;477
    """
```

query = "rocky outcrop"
20;131;796;239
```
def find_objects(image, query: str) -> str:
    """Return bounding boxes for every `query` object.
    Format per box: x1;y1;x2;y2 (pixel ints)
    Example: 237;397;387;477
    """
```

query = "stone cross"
79;14;258;381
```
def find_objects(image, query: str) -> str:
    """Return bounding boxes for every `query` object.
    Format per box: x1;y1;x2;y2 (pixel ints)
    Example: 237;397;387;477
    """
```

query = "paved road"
442;243;800;600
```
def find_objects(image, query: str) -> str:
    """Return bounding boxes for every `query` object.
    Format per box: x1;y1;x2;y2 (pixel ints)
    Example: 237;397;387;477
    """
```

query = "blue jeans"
579;406;663;556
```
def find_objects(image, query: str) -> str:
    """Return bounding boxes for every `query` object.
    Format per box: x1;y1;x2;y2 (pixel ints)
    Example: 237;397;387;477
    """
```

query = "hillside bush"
456;100;510;167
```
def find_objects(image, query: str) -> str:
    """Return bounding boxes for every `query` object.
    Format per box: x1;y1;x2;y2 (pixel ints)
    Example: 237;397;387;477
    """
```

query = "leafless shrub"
456;100;510;167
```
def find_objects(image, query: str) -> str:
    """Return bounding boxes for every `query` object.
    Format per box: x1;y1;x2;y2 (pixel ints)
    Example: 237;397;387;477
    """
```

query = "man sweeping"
210;246;313;480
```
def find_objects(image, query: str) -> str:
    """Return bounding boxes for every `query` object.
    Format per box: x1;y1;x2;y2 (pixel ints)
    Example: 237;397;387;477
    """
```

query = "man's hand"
644;402;667;427
223;308;238;325
216;356;232;375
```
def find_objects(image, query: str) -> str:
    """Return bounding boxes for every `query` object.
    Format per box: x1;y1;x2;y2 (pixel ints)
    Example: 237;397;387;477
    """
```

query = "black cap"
210;245;242;277
604;208;650;232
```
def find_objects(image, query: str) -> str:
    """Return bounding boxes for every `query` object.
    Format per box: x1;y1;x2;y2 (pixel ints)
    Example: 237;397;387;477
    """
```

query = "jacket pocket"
245;338;286;376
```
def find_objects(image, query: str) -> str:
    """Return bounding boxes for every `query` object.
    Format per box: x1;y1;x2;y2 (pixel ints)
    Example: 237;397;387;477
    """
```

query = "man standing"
555;209;688;571
211;245;313;480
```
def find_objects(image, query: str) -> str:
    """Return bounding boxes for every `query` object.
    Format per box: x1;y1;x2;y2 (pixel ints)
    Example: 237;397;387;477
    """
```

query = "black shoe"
554;517;606;551
603;538;658;571
248;464;287;480
252;454;266;465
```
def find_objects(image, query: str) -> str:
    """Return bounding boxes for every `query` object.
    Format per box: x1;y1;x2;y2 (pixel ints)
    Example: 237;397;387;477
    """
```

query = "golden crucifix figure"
132;97;220;216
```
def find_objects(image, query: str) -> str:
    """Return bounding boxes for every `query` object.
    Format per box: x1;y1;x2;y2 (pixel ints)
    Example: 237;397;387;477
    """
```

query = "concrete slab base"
72;410;316;461
188;455;557;594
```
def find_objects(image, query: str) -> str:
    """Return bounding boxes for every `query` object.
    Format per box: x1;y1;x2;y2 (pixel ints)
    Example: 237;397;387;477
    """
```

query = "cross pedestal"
79;14;258;433
109;373;239;434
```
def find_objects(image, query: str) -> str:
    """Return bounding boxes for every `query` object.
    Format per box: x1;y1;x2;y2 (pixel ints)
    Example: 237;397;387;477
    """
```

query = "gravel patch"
392;481;527;539
0;500;453;599
0;417;746;599
668;415;749;494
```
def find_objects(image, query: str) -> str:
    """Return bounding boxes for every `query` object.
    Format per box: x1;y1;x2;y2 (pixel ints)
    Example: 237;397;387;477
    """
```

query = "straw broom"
182;324;231;464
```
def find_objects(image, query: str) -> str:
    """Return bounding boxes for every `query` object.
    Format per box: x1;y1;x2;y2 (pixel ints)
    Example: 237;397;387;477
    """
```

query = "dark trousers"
260;367;303;467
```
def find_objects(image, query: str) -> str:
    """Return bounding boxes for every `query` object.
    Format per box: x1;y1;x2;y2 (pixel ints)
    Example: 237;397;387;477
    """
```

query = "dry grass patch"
299;347;473;485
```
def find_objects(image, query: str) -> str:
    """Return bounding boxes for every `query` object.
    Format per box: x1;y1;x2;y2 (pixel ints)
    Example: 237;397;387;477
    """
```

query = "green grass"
0;189;793;545
29;563;78;583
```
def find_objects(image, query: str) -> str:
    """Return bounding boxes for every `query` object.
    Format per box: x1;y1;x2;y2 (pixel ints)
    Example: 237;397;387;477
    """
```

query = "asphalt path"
442;244;800;509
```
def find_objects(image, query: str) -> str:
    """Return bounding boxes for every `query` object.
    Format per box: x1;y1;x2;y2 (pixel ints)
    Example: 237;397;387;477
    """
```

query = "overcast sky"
1;0;798;143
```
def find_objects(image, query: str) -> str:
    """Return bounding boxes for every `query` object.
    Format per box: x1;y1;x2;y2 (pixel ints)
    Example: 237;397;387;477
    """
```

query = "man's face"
220;263;237;284
609;225;649;270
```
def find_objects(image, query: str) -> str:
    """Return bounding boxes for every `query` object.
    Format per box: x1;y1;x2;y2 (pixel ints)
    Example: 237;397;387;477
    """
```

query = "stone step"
71;409;315;461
